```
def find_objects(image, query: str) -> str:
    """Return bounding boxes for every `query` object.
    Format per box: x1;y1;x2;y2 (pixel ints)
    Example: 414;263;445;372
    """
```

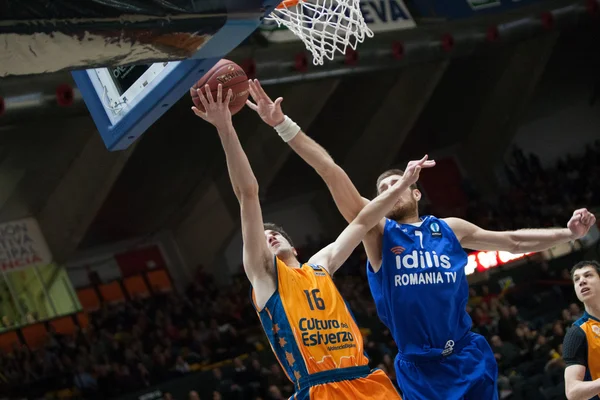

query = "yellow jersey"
252;257;370;384
563;311;600;399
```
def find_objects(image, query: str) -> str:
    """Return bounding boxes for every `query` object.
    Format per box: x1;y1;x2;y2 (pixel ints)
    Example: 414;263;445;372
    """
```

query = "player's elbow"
564;382;584;400
235;180;259;199
565;388;578;400
565;385;574;400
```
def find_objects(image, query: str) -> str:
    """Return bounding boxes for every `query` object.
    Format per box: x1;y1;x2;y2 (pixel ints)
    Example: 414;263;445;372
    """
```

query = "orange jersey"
563;311;600;390
252;257;369;381
252;257;401;399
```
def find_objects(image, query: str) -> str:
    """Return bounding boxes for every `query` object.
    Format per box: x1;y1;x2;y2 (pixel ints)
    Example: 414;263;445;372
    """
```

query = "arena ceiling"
0;15;597;270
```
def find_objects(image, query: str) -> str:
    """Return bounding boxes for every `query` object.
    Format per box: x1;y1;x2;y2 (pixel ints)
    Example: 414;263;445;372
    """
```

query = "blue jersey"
367;216;472;358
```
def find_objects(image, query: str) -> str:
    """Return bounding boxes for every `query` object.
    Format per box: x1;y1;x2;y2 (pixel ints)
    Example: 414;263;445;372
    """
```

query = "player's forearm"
217;123;259;199
288;130;337;178
566;379;600;400
288;130;366;223
509;228;575;253
328;184;404;271
354;182;406;230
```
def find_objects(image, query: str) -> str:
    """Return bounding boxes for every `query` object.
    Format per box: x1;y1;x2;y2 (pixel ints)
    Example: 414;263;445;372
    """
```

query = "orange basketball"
190;59;249;116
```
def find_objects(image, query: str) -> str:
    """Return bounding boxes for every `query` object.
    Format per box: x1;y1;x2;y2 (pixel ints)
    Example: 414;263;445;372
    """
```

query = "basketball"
190;59;249;116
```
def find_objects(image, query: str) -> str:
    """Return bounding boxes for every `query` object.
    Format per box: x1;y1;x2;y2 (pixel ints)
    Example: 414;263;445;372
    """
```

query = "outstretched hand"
191;84;233;129
567;208;596;239
246;79;285;127
395;155;436;188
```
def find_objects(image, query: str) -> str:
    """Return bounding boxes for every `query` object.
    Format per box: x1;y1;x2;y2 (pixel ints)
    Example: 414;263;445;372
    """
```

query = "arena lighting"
441;33;455;52
294;53;309;72
465;250;533;276
541;12;555;29
486;26;500;42
344;48;359;65
55;84;74;107
392;41;405;60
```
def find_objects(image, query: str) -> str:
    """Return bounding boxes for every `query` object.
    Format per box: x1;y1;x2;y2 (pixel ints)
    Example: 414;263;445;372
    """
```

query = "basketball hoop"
268;0;374;66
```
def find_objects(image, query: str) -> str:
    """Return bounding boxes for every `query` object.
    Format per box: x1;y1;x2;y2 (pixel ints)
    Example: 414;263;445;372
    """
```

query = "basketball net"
268;0;374;66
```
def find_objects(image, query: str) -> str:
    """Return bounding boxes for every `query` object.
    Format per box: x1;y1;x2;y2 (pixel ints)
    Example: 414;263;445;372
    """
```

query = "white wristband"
274;115;300;143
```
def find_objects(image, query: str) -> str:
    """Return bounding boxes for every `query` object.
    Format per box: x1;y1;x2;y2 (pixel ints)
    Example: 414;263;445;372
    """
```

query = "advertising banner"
410;0;546;20
0;217;53;272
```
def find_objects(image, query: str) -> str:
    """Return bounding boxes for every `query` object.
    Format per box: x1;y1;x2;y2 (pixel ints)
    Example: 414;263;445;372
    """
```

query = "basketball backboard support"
71;0;278;151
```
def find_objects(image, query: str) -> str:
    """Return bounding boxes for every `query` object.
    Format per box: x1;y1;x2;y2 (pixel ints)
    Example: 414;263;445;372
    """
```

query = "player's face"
264;230;295;257
378;174;419;221
572;266;600;302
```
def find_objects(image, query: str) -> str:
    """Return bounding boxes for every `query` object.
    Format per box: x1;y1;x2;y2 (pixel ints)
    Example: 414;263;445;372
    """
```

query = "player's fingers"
254;80;270;101
248;80;258;100
204;84;214;104
196;90;210;110
416;154;429;165
191;106;207;120
246;100;258;111
225;89;233;104
423;160;436;168
216;84;223;104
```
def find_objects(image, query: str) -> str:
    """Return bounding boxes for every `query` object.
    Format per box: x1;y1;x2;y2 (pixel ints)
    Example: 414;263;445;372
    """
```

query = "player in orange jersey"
563;260;600;400
192;84;432;399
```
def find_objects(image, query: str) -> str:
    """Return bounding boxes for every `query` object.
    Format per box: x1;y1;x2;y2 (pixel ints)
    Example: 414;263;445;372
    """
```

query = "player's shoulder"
563;323;587;351
573;313;592;327
565;322;586;338
563;323;588;365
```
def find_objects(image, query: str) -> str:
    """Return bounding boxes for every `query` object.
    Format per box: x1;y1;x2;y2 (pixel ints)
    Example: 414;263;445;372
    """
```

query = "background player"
245;78;597;399
563;260;600;400
191;83;432;399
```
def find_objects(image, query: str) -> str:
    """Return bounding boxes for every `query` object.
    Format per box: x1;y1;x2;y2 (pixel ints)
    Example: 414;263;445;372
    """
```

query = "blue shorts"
394;332;498;400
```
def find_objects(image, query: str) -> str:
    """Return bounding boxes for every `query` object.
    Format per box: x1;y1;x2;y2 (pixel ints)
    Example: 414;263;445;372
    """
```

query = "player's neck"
396;213;421;225
280;254;301;268
584;302;600;319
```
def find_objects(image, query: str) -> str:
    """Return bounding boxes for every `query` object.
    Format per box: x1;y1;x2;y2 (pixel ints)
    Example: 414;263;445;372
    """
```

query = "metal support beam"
37;130;136;262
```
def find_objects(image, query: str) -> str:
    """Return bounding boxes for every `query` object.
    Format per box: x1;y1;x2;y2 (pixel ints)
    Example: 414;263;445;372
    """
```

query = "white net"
267;0;374;66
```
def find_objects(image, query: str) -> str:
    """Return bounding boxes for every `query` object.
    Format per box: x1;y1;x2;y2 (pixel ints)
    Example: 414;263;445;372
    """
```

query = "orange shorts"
293;367;402;399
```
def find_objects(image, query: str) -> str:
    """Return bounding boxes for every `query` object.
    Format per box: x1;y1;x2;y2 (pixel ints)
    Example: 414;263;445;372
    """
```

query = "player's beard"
387;198;418;222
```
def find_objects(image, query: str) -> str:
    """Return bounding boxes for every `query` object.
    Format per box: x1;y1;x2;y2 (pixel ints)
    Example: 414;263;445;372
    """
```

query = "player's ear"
412;189;422;201
293;248;298;257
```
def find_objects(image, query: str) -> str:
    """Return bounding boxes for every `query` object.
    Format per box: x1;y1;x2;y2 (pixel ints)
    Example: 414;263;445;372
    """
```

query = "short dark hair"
263;223;294;248
570;260;600;280
376;168;418;195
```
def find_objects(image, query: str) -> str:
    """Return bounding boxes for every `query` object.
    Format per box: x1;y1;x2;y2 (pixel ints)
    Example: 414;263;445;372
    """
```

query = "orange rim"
276;0;301;9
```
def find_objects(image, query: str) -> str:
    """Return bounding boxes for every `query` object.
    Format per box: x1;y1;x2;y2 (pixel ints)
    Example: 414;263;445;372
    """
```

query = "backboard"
71;0;278;151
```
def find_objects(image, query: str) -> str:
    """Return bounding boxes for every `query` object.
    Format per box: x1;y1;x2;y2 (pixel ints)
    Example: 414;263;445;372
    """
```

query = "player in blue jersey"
245;79;597;399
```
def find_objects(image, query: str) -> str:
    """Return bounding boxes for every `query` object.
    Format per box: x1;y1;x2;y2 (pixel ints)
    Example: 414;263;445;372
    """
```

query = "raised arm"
309;160;428;275
445;208;596;253
192;85;275;305
245;79;367;224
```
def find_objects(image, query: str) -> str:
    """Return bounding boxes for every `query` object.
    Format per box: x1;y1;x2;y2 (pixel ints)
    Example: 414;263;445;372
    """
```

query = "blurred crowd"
0;143;598;400
466;140;600;231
